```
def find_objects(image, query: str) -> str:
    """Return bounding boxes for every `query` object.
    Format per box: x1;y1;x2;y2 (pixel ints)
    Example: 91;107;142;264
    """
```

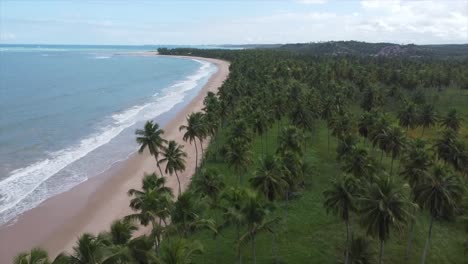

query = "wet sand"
0;56;230;263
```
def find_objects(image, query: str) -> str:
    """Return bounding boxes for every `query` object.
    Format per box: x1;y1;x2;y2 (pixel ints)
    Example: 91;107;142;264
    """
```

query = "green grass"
182;87;467;264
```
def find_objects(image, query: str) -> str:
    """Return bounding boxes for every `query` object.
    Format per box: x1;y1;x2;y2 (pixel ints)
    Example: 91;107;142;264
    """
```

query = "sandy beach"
0;56;230;263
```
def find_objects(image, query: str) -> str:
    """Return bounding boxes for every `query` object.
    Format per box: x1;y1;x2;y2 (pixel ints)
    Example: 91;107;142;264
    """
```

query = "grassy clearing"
183;87;467;264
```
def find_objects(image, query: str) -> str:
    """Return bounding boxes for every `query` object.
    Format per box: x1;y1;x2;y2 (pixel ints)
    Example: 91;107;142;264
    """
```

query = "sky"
1;0;467;45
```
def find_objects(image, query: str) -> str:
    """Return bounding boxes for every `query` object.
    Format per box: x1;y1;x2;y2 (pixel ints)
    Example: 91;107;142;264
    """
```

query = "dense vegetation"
15;46;467;264
221;41;468;59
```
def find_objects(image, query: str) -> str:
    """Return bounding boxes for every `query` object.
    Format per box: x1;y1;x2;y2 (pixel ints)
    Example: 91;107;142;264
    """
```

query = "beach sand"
0;56;230;263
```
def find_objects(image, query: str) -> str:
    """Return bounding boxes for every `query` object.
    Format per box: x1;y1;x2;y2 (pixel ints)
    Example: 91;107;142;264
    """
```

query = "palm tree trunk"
199;139;204;165
156;158;164;177
327;126;330;155
379;240;384;264
405;207;416;262
273;232;277;263
277;120;280;144
175;171;182;197
194;140;199;172
237;224;242;264
380;149;384;164
260;132;264;157
390;156;394;175
421;216;434;264
345;220;350;264
252;234;257;264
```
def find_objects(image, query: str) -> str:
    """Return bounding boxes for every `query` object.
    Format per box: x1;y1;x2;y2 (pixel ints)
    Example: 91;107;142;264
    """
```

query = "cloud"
296;0;328;4
0;32;16;41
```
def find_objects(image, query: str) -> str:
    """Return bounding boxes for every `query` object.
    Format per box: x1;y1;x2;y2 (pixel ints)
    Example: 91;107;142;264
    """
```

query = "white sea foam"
0;59;216;224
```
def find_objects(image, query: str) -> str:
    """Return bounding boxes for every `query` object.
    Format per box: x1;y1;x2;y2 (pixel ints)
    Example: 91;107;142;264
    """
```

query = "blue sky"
1;0;467;45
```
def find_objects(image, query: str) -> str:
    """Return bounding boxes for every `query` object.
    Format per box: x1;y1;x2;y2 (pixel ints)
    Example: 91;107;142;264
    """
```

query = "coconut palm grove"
14;43;468;263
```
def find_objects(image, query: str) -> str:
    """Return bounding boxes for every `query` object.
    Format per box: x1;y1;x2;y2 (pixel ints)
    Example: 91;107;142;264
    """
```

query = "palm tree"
376;126;406;174
237;190;280;264
398;103;418;133
192;168;225;207
179;112;205;171
157;239;203;264
14;248;50;264
250;155;289;202
321;96;335;154
358;111;378;143
342;147;375;180
413;165;464;264
160;140;187;196
126;174;174;254
433;129;467;172
277;125;303;156
329;113;354;141
440;109;463;132
221;187;248;262
136;121;167;177
68;233;111;264
418;104;437;136
107;219;138;246
399;139;432;259
323;175;359;264
14;248;68;264
252;110;269;156
127;235;158;263
346;236;375;264
359;176;409;264
336;134;358;162
225;137;252;185
170;192;216;238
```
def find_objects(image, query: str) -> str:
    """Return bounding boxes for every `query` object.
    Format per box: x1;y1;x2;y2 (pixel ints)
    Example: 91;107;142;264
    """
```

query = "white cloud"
296;0;328;4
0;32;16;41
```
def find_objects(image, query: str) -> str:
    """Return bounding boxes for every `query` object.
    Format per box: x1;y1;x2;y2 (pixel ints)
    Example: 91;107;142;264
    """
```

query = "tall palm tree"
346;236;375;264
277;125;303;156
157;239;203;264
398;103;418;133
225;137;252;185
342;147;375;180
126;174;174;254
170;192;216;238
418;104;437;136
160;140;187;196
221;187;248;262
358;111;378;143
14;248;50;264
252;110;269;156
413;165;464;264
136;121;167;177
126;235;158;263
105;219;138;246
192;168;225;207
400;139;432;259
14;248;69;264
68;233;113;264
376;126;407;174
359;176;409;264
323;175;360;264
179;112;205;171
440;109;463;132
433;129;467;172
250;155;289;202
237;190;280;264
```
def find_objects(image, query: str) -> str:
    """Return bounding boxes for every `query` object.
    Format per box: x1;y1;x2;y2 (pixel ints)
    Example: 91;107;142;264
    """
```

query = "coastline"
0;55;230;263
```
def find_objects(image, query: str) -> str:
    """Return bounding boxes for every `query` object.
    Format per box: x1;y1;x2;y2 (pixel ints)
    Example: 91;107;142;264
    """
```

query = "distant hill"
275;41;468;58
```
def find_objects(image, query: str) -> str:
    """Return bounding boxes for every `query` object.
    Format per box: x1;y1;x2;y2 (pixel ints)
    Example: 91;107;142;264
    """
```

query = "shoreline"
0;55;230;263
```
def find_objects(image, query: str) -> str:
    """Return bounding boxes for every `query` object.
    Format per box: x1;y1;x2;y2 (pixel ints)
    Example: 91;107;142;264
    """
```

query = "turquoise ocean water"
0;45;218;224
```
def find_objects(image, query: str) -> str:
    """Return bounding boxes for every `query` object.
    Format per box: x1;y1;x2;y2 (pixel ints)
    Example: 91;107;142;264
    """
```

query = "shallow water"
0;45;217;224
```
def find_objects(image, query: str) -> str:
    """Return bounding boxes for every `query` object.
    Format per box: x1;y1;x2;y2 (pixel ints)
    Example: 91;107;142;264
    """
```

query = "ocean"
0;45;218;225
